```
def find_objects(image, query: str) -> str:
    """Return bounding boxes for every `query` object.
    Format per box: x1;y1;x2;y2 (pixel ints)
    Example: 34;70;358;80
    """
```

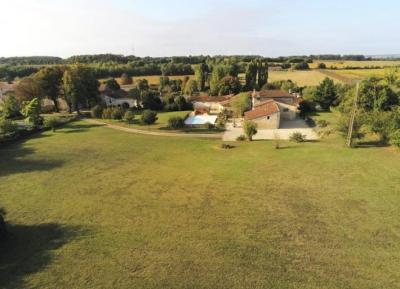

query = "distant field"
319;69;400;84
267;70;340;86
309;60;400;69
267;68;400;86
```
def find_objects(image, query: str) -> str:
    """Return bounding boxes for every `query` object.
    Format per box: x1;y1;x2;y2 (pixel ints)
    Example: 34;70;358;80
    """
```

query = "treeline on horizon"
0;53;393;82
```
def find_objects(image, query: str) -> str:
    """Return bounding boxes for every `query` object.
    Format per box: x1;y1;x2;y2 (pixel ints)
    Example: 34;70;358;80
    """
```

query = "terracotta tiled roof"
244;100;280;120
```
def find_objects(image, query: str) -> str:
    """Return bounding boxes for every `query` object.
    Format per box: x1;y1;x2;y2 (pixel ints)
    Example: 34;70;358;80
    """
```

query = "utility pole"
346;82;360;148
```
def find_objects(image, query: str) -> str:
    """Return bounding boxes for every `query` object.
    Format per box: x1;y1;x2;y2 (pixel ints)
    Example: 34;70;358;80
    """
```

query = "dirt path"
319;70;355;84
84;118;222;139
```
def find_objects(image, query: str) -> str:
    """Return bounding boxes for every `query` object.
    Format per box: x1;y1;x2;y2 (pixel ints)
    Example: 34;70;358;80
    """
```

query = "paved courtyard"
223;118;319;141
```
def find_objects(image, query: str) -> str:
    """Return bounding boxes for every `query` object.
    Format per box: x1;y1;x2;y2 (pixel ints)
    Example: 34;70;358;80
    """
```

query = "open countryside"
2;1;400;289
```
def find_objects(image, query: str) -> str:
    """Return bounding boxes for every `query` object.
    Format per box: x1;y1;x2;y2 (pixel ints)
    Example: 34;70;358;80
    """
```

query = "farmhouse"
190;94;234;114
244;90;301;129
99;84;137;108
184;94;233;125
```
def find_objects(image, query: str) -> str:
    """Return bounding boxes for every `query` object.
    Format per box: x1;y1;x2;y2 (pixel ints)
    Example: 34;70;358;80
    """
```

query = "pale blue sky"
0;0;399;57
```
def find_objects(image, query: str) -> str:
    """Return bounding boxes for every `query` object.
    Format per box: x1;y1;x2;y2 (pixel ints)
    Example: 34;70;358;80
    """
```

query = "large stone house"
99;84;137;108
190;94;234;115
244;90;302;129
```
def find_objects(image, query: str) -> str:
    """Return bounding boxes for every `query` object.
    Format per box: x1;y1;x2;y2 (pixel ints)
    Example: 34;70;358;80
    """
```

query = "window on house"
267;116;270;120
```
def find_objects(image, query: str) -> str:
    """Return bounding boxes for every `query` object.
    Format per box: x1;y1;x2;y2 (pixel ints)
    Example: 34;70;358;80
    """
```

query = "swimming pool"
184;115;218;125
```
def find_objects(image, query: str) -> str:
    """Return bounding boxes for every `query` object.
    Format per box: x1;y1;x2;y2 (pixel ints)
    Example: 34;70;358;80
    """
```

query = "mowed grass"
1;121;400;288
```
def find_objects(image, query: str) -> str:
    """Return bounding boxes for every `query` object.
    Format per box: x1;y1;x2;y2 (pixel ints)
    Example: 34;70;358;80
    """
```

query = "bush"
317;63;327;69
294;62;310;70
0;118;18;136
120;73;133;85
317;119;329;128
44;116;62;132
111;108;125;120
220;144;234;149
289;132;306;142
243;120;258;141
91;105;103;118
141;110;158;125
102;107;113;119
123;110;135;123
167;116;185;129
390;130;400;148
235;135;245;141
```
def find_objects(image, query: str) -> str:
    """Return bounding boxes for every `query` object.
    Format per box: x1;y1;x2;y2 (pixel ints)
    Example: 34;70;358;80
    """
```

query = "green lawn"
1;121;400;288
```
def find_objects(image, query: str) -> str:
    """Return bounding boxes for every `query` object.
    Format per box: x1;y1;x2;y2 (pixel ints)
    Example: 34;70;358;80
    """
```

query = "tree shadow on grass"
355;140;390;148
59;123;104;134
0;222;83;289
0;143;64;178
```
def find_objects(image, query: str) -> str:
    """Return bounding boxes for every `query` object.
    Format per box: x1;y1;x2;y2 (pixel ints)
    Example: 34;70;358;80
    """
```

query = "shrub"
21;98;42;126
220;144;234;149
120;73;133;85
294;62;310;70
317;119;329;128
123;110;135;123
243;120;258;141
141;110;158;125
91;105;103;118
102;107;113;119
44;116;61;132
317;63;327;69
390;130;400;148
289;132;306;142
0;118;18;135
273;132;281;149
111;108;124;120
236;135;246;141
167;116;185;129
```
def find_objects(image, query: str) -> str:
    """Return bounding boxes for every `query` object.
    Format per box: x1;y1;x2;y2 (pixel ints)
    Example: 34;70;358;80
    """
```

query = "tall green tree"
35;66;64;112
210;66;226;96
359;77;399;111
245;61;258;90
194;63;209;91
314;77;338;110
231;92;251;117
257;60;269;88
104;78;120;91
184;79;198;96
63;65;100;113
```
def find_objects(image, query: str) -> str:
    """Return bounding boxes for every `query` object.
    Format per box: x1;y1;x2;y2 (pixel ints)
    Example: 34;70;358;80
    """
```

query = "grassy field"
267;70;342;86
1;120;400;289
309;60;400;69
267;68;400;86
